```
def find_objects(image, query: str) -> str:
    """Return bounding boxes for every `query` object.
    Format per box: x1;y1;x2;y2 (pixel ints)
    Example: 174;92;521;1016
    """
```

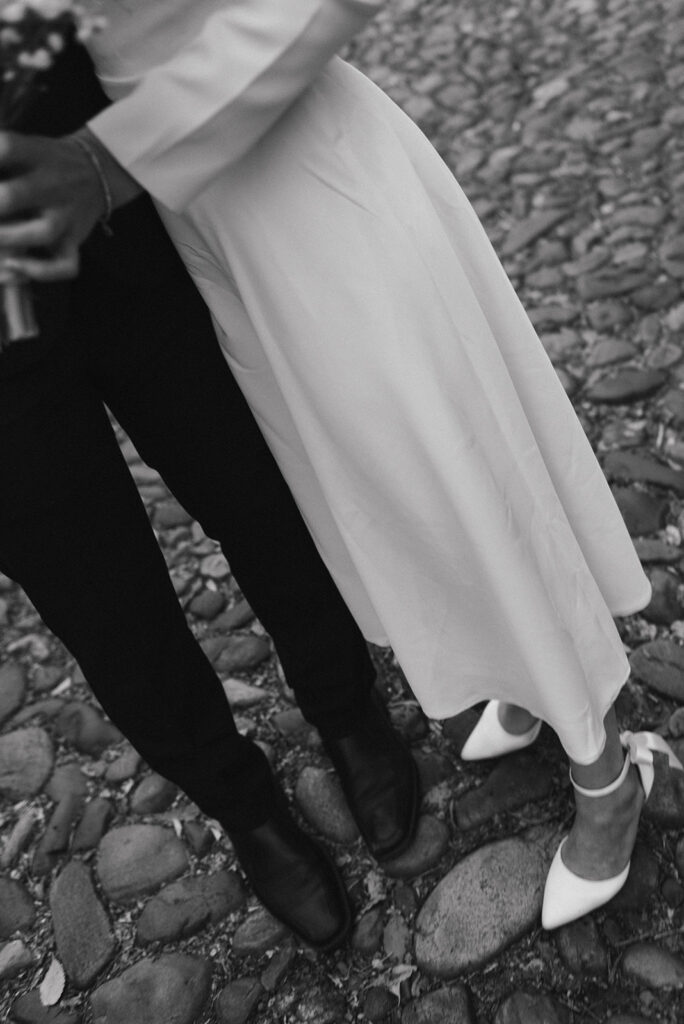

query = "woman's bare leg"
563;706;643;879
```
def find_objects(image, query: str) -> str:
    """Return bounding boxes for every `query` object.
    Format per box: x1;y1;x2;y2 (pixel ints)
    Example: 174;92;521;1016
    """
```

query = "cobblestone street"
4;0;684;1021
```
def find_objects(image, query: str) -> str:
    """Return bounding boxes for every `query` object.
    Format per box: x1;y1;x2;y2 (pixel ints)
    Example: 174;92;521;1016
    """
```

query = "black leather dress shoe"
322;688;419;861
229;791;352;951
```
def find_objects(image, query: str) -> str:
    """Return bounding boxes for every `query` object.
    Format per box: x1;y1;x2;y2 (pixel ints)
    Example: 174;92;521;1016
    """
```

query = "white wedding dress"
87;0;651;764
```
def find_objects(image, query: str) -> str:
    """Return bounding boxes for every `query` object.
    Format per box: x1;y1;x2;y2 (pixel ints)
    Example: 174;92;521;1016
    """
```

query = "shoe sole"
248;842;353;953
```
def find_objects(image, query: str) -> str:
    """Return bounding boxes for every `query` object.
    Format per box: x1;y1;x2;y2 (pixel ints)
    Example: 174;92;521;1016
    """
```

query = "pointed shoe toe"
460;700;542;761
541;838;631;931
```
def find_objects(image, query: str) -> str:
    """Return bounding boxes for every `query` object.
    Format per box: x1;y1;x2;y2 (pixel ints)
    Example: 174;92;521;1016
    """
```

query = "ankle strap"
569;751;630;798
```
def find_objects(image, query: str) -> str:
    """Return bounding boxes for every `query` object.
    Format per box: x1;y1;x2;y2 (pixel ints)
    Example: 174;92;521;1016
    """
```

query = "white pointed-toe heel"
460;700;542;761
541;731;684;930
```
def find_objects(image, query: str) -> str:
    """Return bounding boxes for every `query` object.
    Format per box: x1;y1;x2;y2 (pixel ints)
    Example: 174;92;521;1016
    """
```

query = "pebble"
200;553;231;579
401;984;472;1023
633;539;681;563
604;452;684;494
612;488;668;537
49;860;117;988
0;727;53;799
154;499;193;529
89;953;212;1024
33;791;87;876
232;907;289;955
584;368;667;403
31;666;62;693
10;697;64;728
662;877;684;907
633;279;681;310
289;979;346;1023
361;986;398;1022
388;703;429;742
273;708;318;746
577;271;653;302
415;836;548;976
188;589;226;620
501;208;570;256
183;820;216;857
383;912;411;961
661;387;684;425
586;339;637;368
351;907;385;954
54;701;122;755
10;989;80;1024
555;917;609;976
0;878;36;939
0;939;35;980
136;870;246;945
609;845;659;911
641;568;683;624
72;798;114;852
629;639;684;701
96;824;190;904
45;764;87;806
260;941;296;990
129;773;179;814
602;1017;652;1024
213;599;256;631
383;815;449;879
0;808;39;868
413;750;454;794
215;977;264;1024
621;942;684;988
585;299;632;330
454;753;552;830
295;766;359;843
214;634;271;673
104;745;142;783
130;462;161;487
222;678;270;709
539;329;580;362
647;343;681;370
493;991;568;1023
0;662;26;725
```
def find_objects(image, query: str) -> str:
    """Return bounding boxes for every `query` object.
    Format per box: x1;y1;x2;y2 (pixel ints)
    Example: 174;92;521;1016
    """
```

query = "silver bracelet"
70;134;114;231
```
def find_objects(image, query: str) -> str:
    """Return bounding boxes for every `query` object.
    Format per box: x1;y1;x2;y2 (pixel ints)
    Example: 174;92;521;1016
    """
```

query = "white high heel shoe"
460;700;542;761
541;730;684;930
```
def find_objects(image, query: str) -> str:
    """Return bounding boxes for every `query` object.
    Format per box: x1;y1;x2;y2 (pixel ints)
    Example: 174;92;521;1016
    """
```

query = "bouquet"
0;0;104;351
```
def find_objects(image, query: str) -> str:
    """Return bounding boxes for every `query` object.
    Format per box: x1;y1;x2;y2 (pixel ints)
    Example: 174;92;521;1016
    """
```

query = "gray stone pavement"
3;0;684;1021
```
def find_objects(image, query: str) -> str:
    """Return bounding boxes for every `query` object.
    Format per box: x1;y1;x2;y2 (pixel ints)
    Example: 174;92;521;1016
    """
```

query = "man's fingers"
0;211;64;249
2;247;80;282
0;131;38;169
0;176;39;218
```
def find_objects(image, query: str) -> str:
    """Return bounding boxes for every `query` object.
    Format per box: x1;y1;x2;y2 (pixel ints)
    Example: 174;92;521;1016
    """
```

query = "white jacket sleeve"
87;0;381;212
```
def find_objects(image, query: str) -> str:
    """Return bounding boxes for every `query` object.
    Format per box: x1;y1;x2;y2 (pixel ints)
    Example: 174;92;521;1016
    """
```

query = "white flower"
17;46;53;69
46;31;64;50
25;0;71;16
0;2;28;23
0;26;21;43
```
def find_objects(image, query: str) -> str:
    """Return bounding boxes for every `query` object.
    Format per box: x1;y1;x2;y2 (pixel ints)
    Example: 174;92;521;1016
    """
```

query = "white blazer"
87;0;382;211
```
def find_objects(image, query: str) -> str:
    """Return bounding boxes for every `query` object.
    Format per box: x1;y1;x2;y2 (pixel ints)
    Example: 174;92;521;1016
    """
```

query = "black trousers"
0;51;374;830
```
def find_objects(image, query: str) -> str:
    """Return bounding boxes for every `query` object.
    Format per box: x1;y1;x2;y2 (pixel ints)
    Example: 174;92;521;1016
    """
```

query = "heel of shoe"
460;700;542;761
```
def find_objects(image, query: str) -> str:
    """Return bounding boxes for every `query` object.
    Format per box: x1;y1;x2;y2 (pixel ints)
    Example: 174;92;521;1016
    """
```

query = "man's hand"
0;129;143;281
